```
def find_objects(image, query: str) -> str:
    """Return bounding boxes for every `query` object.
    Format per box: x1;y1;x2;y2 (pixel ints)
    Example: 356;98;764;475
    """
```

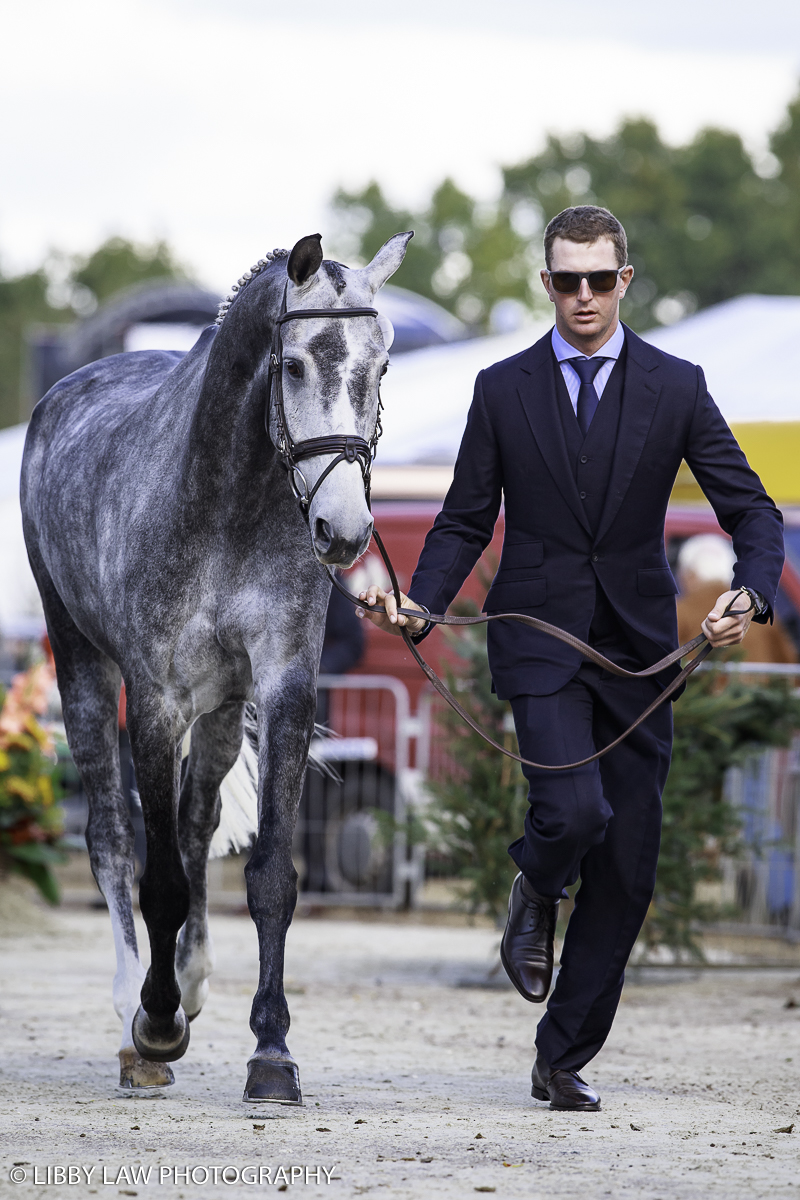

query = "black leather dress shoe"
500;873;558;1002
531;1054;601;1111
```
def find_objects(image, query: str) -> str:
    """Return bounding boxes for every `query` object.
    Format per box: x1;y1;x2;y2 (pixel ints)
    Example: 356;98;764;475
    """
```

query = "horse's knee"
244;847;297;919
86;808;135;866
139;868;190;933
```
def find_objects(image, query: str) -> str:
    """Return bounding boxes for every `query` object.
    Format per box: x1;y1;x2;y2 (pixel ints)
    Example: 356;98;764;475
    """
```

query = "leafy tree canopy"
329;86;800;334
0;238;186;430
71;237;184;306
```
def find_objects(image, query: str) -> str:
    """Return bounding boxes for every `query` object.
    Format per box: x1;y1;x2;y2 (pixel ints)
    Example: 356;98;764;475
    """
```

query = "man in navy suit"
358;206;784;1110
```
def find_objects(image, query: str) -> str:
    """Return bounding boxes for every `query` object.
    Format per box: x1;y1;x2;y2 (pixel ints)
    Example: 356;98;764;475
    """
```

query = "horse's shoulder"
28;350;193;447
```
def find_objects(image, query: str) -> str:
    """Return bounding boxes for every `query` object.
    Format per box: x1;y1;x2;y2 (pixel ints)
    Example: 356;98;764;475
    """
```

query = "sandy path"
1;901;800;1199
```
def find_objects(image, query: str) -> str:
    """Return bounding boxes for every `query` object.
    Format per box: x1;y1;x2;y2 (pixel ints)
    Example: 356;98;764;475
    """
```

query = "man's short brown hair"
543;206;627;269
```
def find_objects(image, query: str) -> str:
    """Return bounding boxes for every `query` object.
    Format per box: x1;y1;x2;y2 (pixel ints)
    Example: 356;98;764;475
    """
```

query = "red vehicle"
345;501;800;711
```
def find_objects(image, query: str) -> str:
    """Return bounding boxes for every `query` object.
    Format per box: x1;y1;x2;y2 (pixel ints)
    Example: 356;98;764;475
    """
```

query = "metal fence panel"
294;674;423;908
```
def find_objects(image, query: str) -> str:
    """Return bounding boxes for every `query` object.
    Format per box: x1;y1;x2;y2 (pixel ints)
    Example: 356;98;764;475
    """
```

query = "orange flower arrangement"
0;660;67;904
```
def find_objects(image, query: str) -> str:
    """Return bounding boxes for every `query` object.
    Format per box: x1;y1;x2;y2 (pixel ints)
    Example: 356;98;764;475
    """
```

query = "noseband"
267;284;383;518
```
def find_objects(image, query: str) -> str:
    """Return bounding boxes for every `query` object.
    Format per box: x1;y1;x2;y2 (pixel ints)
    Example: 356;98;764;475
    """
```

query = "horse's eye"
380;364;388;377
285;360;302;378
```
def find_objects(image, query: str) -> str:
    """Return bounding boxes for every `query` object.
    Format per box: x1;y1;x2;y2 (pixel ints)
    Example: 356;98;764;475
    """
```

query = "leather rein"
268;292;751;773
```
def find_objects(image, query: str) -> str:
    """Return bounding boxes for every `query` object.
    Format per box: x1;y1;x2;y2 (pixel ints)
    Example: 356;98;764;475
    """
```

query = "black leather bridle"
267;284;384;518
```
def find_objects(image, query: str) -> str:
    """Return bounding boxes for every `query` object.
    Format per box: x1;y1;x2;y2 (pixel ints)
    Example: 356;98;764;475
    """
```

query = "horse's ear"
360;231;414;292
287;233;324;285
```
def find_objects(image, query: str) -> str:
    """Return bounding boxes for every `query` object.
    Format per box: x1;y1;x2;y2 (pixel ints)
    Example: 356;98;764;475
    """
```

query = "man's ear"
619;264;635;297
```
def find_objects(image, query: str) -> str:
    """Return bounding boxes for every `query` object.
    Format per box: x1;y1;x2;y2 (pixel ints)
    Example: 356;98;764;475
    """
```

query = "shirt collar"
551;321;625;363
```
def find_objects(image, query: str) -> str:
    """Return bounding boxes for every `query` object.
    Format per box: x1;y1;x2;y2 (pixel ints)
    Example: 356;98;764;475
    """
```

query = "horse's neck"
185;302;279;503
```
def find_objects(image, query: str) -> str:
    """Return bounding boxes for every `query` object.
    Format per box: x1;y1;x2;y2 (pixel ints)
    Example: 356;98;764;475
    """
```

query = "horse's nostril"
314;518;334;553
357;523;374;558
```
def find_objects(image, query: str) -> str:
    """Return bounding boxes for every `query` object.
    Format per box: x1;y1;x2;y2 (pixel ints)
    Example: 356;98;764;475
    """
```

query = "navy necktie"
569;357;608;437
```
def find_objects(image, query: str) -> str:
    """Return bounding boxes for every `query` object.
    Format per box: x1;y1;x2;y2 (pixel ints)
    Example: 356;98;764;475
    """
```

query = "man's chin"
567;318;602;337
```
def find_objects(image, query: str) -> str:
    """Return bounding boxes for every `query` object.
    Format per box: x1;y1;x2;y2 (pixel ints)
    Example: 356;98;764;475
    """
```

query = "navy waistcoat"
552;346;627;535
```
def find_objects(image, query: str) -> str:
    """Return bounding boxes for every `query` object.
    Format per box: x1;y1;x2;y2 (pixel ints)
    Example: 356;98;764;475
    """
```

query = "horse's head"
270;230;412;569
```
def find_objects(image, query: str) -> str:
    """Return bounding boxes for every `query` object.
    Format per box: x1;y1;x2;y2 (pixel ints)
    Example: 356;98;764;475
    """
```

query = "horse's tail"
209;704;260;859
208;703;334;860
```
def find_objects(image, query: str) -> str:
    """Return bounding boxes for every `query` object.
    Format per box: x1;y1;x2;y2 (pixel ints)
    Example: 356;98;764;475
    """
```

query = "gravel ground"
1;888;800;1199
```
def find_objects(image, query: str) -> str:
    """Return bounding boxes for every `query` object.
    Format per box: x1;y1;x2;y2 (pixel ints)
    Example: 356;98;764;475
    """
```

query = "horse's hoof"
132;1005;190;1063
117;1047;175;1093
243;1059;303;1105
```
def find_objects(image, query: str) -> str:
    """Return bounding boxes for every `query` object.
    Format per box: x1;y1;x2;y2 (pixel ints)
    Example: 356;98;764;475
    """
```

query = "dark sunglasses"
547;269;624;294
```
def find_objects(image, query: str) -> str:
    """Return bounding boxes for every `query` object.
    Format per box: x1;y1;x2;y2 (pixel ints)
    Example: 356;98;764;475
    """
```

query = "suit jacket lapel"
516;335;593;537
595;326;662;543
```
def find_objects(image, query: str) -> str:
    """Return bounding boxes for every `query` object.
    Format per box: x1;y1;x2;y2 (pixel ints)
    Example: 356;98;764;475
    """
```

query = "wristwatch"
408;602;432;641
739;586;767;617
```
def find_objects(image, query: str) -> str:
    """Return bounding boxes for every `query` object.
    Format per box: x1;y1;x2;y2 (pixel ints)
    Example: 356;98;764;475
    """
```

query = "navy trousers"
508;655;673;1073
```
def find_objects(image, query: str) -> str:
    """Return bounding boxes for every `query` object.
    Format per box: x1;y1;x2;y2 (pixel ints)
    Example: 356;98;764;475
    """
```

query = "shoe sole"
531;1084;600;1111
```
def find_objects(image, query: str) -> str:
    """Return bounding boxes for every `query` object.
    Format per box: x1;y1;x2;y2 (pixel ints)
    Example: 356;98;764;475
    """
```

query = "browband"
277;307;378;325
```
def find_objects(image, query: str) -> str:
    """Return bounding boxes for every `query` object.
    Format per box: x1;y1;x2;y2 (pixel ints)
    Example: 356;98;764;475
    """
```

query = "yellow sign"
671;422;800;505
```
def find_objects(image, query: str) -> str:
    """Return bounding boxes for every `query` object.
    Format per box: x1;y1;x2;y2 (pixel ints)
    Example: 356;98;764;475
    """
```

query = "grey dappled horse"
20;231;412;1103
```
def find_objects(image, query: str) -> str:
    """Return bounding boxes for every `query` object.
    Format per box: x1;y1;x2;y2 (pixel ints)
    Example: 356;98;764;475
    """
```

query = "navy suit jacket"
408;325;785;700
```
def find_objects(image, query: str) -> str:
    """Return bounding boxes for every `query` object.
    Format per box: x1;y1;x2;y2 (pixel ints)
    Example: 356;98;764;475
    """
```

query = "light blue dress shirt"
551;322;626;417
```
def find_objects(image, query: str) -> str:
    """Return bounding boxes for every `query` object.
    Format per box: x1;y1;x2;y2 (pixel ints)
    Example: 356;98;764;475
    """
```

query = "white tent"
375;294;800;468
643;294;800;423
0;423;43;636
375;321;550;466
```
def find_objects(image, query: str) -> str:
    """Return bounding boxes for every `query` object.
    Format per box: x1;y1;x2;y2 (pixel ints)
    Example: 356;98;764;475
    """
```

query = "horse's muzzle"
312;517;373;568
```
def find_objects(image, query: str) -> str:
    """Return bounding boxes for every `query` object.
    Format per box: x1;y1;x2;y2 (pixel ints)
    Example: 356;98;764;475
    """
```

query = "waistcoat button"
580;455;588;463
591;553;599;562
580;491;587;499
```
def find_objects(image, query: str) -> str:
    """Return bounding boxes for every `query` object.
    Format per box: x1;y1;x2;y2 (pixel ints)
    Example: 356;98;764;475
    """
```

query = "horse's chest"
169;614;252;715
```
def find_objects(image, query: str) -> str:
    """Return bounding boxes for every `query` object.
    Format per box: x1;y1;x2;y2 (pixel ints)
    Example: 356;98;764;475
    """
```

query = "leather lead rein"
267;292;752;772
329;540;750;773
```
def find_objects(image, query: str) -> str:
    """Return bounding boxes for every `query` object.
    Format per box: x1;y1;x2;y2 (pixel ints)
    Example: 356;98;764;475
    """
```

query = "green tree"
330;178;539;330
0;237;187;430
331;85;800;334
504;119;800;329
0;268;70;429
762;90;800;291
71;236;185;305
644;668;800;958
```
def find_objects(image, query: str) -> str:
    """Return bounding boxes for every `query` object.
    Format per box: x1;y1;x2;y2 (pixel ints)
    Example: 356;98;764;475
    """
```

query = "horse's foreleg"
125;695;191;1063
176;702;245;1020
33;567;173;1090
242;673;316;1105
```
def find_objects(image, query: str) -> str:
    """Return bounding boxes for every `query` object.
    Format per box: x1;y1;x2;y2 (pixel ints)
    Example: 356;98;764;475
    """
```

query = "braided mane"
215;248;289;325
